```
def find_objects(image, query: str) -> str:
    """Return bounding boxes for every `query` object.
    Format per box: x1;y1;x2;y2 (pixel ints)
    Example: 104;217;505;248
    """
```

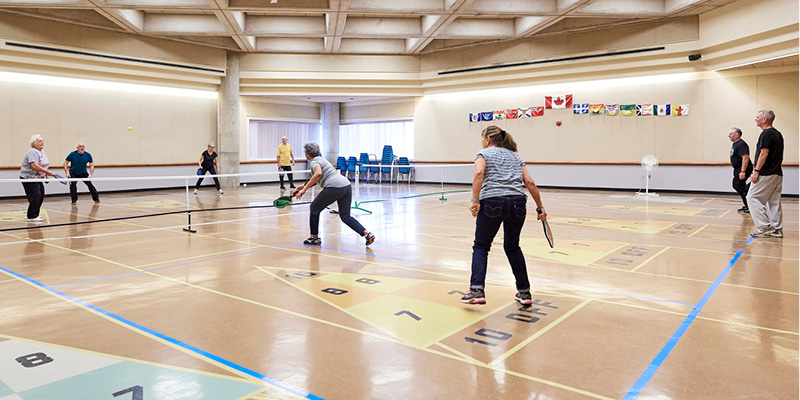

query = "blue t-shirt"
475;147;525;200
66;151;93;175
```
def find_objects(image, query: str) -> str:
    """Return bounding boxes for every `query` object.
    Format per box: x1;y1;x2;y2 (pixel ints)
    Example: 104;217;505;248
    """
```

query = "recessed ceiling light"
270;0;277;3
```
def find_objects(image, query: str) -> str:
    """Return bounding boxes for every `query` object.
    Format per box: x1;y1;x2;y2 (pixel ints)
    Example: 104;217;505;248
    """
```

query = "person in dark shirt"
63;142;100;205
728;128;752;213
195;142;222;195
747;109;784;238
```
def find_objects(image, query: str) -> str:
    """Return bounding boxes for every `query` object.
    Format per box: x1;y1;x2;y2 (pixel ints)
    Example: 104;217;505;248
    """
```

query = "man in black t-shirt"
195;142;222;195
728;127;752;213
747;110;784;238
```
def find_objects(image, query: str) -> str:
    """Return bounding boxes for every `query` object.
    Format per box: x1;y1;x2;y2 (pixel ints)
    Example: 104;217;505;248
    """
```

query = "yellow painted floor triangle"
272;270;513;348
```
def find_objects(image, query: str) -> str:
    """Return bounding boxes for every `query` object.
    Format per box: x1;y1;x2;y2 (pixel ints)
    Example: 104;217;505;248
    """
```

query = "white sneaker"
750;227;774;238
26;216;43;223
218;189;223;195
767;229;783;238
193;189;198;194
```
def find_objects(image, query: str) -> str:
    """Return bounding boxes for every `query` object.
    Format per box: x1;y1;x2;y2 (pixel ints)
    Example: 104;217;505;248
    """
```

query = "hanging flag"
573;104;589;114
480;111;493;121
672;104;689;116
620;104;636;116
531;106;544;116
505;108;519;119
493;110;505;120
605;104;620;116
469;113;480;122
589;104;605;115
655;104;671;116
518;107;532;118
637;104;653;116
545;94;573;109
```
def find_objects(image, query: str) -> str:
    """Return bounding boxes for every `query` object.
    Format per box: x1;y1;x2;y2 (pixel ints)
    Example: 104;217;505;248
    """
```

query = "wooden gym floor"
0;183;797;399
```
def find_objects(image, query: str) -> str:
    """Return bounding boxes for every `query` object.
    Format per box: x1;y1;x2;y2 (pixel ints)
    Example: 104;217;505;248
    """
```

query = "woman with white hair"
292;141;375;246
20;135;56;223
195;142;222;195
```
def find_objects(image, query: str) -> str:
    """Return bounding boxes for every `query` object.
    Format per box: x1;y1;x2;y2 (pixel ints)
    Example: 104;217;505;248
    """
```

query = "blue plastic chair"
347;156;357;180
397;157;413;183
368;154;380;182
358;153;370;181
336;156;347;175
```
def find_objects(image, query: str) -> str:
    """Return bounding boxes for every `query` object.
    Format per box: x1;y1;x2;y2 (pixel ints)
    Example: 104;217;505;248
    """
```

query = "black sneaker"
460;289;486;304
737;207;749;213
290;184;296;188
515;291;533;305
303;237;321;245
365;232;375;246
280;186;286;190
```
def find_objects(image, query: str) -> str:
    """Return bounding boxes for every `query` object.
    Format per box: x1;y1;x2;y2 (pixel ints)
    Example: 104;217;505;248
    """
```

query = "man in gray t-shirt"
292;142;374;247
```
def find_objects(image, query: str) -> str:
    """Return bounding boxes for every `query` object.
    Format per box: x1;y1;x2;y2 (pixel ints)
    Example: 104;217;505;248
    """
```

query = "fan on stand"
637;154;659;197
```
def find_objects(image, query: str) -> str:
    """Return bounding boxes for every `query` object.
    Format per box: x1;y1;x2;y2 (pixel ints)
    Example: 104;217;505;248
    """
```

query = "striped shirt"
475;147;525;200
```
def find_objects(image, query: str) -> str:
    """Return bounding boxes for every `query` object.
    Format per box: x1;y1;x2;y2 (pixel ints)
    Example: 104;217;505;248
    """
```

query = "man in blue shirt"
63;142;100;205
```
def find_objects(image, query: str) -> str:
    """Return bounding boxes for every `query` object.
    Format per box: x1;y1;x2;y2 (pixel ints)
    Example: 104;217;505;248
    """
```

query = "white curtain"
249;120;321;160
338;120;414;160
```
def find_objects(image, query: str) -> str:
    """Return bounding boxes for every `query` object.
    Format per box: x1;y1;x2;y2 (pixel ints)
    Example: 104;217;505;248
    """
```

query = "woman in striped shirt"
461;126;547;305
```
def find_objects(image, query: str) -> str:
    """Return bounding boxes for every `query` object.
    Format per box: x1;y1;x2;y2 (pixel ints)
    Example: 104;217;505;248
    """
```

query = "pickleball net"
0;163;476;239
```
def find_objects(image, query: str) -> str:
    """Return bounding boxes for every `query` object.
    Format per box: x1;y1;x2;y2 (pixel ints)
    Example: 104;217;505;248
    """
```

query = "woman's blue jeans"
470;195;530;291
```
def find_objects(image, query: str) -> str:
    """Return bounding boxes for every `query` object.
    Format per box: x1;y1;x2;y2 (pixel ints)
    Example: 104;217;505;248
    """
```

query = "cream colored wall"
413;67;798;164
421;17;699;75
340;98;418;123
0;13;226;70
0;80;217;167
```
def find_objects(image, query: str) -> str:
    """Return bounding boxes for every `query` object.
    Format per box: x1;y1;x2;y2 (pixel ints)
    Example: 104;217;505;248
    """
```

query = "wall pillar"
321;102;340;164
218;50;240;188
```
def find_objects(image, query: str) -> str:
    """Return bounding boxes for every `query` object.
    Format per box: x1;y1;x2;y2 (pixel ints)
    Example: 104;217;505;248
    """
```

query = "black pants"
732;175;750;208
21;179;44;219
69;172;99;203
279;165;294;187
195;165;220;190
309;185;366;236
470;195;530;291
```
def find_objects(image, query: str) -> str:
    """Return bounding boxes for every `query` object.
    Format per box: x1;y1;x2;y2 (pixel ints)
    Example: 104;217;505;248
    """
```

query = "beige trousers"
746;174;783;230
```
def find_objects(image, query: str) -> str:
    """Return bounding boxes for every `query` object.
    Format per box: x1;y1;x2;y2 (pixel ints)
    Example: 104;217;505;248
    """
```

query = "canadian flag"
545;94;573;109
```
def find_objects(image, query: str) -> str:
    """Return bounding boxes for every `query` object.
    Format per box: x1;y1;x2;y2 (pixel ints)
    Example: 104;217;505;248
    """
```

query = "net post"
439;166;447;201
183;177;196;233
351;163;372;213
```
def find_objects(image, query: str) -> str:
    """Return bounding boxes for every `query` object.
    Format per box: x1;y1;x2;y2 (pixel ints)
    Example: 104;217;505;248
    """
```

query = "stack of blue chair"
358;153;370;181
380;145;394;182
336;156;347;175
347;156;357;180
397;157;413;183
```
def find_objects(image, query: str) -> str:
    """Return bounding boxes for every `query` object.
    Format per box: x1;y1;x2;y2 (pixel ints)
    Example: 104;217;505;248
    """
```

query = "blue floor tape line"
745;236;755;244
0;264;325;400
622;249;743;399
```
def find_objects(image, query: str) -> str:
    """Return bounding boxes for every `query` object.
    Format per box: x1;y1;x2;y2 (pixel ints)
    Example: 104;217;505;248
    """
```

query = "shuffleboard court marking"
0;265;322;400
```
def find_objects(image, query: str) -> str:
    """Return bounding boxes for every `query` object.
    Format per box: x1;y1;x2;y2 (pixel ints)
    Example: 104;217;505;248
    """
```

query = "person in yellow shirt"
277;136;295;189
